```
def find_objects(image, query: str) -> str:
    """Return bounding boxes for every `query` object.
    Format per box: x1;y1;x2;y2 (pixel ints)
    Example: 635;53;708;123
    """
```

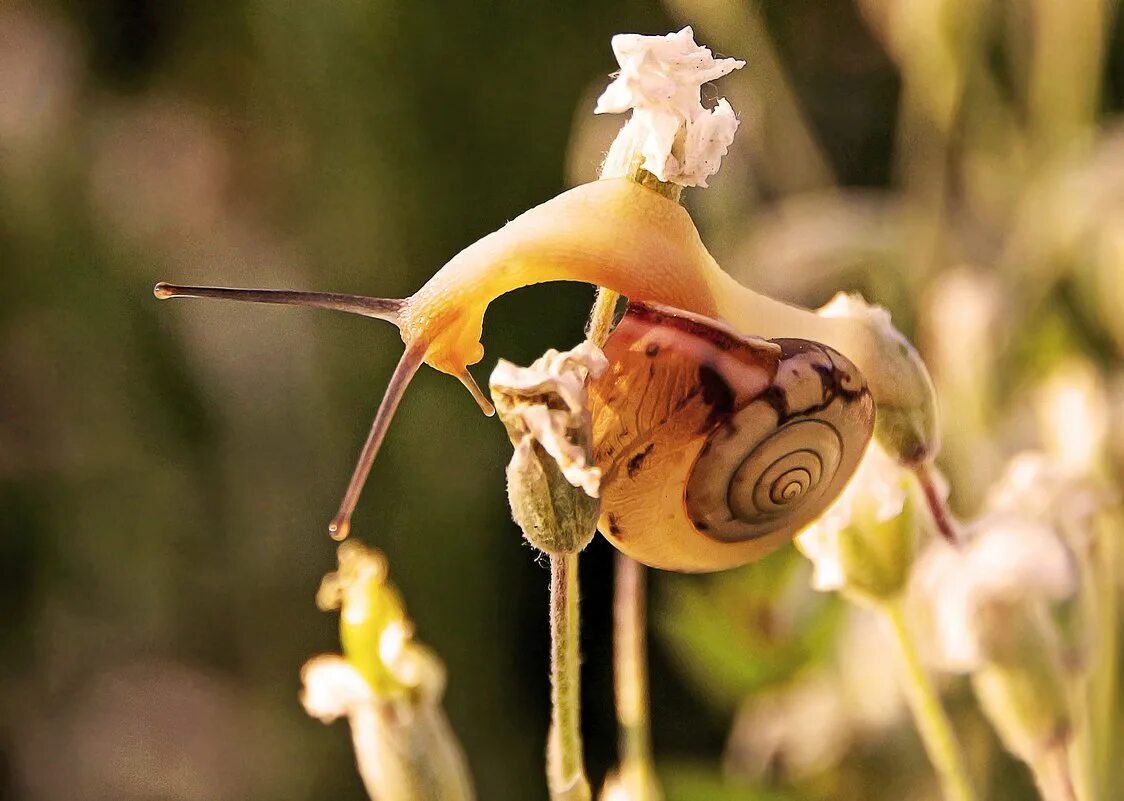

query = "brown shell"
589;302;875;572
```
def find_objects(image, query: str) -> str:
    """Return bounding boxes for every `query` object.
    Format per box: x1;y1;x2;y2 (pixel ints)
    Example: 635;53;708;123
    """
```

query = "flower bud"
303;542;475;801
818;293;940;464
490;342;608;555
506;437;601;555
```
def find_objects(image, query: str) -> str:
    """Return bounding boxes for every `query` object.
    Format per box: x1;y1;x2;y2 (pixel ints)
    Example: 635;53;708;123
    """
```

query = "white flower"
984;451;1105;548
490;341;608;497
913;517;1078;672
908;452;1097;672
795;441;909;591
595;27;745;187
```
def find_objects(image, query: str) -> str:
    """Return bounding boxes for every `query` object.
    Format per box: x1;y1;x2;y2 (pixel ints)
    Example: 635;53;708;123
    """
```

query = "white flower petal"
910;459;1083;672
300;655;373;723
490;341;608;498
595;27;745;187
680;98;740;188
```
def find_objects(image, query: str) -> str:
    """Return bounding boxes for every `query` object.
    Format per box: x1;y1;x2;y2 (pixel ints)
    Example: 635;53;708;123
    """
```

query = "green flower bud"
507;437;600;555
490;342;608;556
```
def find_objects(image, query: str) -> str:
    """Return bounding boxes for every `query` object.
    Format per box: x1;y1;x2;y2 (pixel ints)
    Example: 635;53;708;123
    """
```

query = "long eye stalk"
329;341;428;540
154;281;421;539
154;282;405;322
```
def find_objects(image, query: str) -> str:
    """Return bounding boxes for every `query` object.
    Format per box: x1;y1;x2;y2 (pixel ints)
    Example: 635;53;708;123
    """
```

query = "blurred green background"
1;1;1122;800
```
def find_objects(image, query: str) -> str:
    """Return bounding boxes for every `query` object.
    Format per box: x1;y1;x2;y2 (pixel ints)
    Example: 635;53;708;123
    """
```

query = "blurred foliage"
1;1;1122;800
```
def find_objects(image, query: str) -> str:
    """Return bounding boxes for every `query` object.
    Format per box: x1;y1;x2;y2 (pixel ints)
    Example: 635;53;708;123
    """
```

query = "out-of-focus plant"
301;541;475;801
632;1;1124;800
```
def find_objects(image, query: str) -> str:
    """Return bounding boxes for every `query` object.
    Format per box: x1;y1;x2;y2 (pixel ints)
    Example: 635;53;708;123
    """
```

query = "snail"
155;175;935;545
590;302;874;572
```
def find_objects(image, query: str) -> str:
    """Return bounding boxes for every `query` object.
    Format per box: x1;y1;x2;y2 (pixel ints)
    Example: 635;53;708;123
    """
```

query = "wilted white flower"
795;441;910;593
912;516;1078;672
595;27;744;187
490;341;608;497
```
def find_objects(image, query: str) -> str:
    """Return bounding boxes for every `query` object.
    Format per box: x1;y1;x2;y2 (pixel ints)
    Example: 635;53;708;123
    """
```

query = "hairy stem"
884;600;977;801
548;553;590;801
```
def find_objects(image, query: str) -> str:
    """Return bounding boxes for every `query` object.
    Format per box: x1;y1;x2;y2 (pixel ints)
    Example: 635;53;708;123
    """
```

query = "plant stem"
912;462;961;545
613;553;661;798
548;553;591;801
884;600;977;801
1031;741;1079;801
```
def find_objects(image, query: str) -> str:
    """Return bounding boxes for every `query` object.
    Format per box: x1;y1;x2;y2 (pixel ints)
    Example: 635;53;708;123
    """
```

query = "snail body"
402;179;931;458
590;303;874;572
155;174;932;545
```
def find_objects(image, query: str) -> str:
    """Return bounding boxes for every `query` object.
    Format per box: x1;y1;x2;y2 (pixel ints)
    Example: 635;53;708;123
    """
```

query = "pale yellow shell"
589;303;875;572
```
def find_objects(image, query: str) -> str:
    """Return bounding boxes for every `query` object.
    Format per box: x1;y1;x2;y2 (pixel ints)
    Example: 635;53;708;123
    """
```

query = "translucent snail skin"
155;175;939;540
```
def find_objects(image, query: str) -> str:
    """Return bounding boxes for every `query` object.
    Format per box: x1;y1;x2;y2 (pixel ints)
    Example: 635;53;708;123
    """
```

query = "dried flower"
595;27;744;187
491;342;607;555
491;341;608;497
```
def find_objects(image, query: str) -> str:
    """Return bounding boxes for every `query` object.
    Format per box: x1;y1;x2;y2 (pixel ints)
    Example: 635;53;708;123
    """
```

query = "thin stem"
1031;742;1079;801
913;462;961;545
586;121;680;801
884;600;977;801
613;553;661;799
587;289;621;349
547;553;590;801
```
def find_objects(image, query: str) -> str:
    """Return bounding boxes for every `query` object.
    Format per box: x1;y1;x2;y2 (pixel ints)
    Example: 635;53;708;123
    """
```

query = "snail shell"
589;302;875;572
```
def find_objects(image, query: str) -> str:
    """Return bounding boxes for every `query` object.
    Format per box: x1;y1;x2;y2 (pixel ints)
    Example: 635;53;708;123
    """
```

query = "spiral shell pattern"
685;339;872;543
590;303;874;572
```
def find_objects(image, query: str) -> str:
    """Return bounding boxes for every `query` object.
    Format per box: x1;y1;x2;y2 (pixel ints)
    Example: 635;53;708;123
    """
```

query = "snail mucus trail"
155;177;941;553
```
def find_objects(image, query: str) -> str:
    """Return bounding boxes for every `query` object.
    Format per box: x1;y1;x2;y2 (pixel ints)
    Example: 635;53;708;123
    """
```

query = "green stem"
613;553;661;799
548;553;591;801
884;600;977;801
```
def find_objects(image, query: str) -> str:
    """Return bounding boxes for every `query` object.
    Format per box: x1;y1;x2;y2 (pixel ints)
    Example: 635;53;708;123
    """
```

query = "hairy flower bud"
491;342;608;554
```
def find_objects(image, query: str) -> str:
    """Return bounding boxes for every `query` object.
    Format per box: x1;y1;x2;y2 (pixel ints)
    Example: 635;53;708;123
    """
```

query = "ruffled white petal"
595;27;745;187
490;341;608;497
